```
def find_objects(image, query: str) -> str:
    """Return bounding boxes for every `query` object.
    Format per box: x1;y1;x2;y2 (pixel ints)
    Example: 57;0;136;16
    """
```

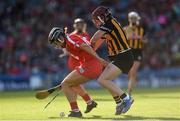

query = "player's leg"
97;63;129;114
61;70;89;117
97;62;134;115
71;85;97;113
68;56;96;112
128;61;141;94
72;85;93;104
97;63;126;97
68;56;91;102
97;63;123;94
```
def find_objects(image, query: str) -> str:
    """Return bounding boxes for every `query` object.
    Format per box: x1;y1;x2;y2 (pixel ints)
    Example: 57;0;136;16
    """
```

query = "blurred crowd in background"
0;0;180;79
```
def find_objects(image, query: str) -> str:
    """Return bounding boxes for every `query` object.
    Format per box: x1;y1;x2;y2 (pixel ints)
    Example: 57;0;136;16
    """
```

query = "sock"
113;96;122;104
113;93;127;104
120;93;127;99
82;93;92;105
70;101;79;112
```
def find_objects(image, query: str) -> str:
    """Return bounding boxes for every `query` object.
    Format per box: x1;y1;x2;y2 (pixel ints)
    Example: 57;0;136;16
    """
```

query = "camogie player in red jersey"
68;18;91;70
59;18;98;115
48;27;105;117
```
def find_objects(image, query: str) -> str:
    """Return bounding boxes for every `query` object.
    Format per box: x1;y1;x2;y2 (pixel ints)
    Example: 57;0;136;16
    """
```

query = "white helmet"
128;11;141;25
128;11;141;20
74;18;84;24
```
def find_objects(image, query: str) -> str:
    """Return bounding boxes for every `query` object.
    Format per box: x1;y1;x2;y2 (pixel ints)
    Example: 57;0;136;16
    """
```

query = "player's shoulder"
100;17;121;32
110;17;122;26
100;19;113;32
69;34;81;39
66;34;82;47
82;32;90;37
68;34;83;44
70;31;76;36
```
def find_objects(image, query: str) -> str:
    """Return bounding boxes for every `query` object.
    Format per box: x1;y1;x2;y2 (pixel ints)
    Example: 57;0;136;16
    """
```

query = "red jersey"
66;33;103;79
70;32;90;45
67;32;90;71
66;34;95;63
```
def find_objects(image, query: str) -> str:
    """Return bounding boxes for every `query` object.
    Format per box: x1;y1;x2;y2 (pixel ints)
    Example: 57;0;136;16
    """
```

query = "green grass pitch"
0;87;180;120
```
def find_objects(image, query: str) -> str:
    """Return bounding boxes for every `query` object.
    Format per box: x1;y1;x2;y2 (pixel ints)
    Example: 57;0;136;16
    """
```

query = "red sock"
70;101;79;112
82;93;92;105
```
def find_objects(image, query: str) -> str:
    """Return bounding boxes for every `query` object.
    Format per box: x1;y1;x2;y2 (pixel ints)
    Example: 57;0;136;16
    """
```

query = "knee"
97;78;107;86
61;79;70;89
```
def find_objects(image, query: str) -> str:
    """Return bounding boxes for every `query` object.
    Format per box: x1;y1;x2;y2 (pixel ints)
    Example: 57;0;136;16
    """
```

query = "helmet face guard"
48;27;65;43
92;17;103;28
48;27;66;48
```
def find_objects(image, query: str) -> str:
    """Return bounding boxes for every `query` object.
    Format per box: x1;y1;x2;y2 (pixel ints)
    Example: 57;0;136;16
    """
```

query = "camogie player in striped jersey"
123;11;146;95
91;6;134;115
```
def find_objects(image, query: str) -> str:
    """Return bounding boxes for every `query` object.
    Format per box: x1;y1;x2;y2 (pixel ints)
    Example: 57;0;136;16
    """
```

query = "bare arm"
79;43;108;66
90;30;106;50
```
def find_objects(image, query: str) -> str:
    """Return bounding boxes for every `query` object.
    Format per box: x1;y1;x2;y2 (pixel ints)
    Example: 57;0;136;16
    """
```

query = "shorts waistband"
118;48;131;53
108;48;131;57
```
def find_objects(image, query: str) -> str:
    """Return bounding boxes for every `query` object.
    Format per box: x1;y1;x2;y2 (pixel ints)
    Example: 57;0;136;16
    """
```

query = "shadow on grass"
94;98;112;101
49;114;180;120
140;95;180;99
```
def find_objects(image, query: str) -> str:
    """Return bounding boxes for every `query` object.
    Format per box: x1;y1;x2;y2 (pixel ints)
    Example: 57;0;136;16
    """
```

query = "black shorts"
108;49;134;74
132;49;143;61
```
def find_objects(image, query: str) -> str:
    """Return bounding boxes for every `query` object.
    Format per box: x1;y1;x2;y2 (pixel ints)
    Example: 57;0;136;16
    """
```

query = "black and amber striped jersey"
123;25;145;49
99;17;130;56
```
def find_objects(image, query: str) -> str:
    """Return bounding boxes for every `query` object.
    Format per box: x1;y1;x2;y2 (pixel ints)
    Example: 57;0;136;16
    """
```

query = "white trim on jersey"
70;53;79;60
66;35;80;47
67;35;92;49
82;37;91;46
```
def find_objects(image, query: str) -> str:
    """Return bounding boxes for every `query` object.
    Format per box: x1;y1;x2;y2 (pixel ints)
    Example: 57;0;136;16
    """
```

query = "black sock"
120;93;127;99
113;96;122;104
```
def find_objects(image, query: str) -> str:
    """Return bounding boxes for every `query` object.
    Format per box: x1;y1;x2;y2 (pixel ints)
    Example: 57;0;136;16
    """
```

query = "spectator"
0;0;179;78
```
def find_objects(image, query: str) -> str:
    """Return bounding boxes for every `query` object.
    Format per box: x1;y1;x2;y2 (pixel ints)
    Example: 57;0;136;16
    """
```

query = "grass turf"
0;87;180;120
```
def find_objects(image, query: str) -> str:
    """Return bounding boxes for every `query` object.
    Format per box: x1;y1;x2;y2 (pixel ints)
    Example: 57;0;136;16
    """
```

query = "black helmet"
48;27;65;44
